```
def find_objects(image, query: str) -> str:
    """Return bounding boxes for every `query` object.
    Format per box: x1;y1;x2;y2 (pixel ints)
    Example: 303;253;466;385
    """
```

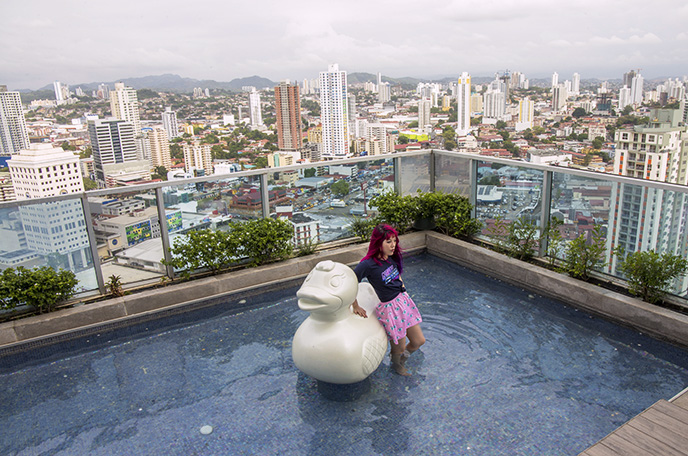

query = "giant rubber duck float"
292;260;388;384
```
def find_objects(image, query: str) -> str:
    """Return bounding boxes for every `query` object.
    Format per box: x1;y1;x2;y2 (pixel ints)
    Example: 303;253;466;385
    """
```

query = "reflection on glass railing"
267;158;393;244
87;189;165;288
475;162;544;239
400;154;431;195
0;199;98;293
435;153;471;196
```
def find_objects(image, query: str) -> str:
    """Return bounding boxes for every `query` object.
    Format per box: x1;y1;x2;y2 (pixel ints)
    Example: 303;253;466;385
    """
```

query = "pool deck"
579;388;688;456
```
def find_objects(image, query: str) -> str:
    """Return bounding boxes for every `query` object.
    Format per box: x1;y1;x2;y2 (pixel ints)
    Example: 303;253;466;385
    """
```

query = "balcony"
2;149;688;455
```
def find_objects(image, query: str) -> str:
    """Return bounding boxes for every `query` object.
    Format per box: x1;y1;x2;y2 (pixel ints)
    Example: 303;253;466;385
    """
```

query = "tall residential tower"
456;72;471;136
0;86;30;156
274;81;302;151
319;64;350;159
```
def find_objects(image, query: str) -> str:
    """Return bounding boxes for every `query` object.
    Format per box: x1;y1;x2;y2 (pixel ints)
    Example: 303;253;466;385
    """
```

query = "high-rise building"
88;118;150;188
470;93;483;115
367;123;390;156
483;91;505;120
148;127;172;171
619;87;632;111
623;70;637;89
0;86;30;157
249;88;263;126
378;82;391;103
456;72;471;136
630;73;644;106
572;73;580;95
53;81;64;102
110;82;141;133
551;72;559;89
183;142;213;176
8;143;90;270
516;97;534;131
551;84;568;113
274;81;302;151
418;98;432;132
162;107;180;139
608;108;688;293
348;94;356;121
319;63;350;159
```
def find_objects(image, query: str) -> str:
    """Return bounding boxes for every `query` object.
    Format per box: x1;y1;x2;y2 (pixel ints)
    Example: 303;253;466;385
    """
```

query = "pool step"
579;392;688;456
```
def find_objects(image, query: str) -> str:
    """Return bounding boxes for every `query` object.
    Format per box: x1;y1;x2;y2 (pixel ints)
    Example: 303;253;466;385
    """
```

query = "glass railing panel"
268;158;395;244
604;182;688;298
399;154;431;195
0;198;98;294
161;174;263;275
86;188;165;288
547;172;613;274
434;153;471;196
475;161;544;243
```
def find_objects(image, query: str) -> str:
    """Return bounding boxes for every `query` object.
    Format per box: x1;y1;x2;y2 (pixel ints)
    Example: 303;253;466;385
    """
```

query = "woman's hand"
352;300;367;318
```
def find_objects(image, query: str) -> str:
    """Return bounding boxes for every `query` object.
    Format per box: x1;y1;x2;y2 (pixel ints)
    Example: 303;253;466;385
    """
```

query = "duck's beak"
297;287;340;312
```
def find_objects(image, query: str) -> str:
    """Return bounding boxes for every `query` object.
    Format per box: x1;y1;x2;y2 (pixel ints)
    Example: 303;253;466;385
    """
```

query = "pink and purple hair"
361;224;404;273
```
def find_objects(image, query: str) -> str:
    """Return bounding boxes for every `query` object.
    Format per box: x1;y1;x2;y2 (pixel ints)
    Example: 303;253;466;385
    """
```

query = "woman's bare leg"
404;325;426;355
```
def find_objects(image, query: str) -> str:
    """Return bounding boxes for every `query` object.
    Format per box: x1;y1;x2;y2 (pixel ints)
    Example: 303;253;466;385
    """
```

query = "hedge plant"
165;218;294;278
563;224;606;280
0;266;78;313
617;250;688;304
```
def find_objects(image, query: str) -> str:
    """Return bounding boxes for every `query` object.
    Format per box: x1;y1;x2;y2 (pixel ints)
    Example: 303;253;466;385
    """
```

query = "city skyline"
2;0;688;90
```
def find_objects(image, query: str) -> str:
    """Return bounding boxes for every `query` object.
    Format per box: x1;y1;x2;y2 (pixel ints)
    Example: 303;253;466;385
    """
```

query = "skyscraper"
183;142;213;176
0;86;30;156
148;127;172;171
630;73;644;106
516;97;534;131
551;72;559;89
418;98;432;132
319;64;350;159
249;88;263;126
53;81;64;102
571;73;580;95
551;84;568;113
378;82;391;103
88;118;150;187
110;82;141;133
456;72;471;136
274;81;302;151
162;107;180;139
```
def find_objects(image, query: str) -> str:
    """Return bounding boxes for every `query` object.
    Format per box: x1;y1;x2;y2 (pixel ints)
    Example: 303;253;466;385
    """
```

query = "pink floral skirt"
374;292;422;344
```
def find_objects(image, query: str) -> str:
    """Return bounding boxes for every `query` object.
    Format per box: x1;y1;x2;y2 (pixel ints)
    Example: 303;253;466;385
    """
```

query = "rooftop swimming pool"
2;253;688;455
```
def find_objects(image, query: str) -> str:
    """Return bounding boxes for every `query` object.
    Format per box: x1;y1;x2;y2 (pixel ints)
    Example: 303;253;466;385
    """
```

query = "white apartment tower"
551;72;559;89
418;98;432;132
630;73;644;106
378;83;391;103
110;82;141;133
249;88;263;126
89;118;150;188
552;84;568;113
0;86;30;156
148;127;172;171
183;142;213;176
571;73;581;95
7;143;90;270
162;107;180;139
319;64;350;159
456;72;471;136
53;81;64;102
516;97;534;131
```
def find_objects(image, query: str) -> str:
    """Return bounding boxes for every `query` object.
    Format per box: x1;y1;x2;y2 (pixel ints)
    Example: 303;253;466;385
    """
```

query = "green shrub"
165;228;240;279
0;266;78;313
349;216;380;242
563;224;606;280
433;192;482;238
106;274;124;297
542;219;564;266
486;217;539;260
617;250;688;304
370;191;416;234
234;218;294;267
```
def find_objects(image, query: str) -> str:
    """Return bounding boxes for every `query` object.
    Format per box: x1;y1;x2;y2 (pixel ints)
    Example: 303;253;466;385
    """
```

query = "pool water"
2;254;688;455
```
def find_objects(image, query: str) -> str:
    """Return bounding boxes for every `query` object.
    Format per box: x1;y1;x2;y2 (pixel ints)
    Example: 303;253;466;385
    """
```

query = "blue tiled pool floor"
2;254;688;455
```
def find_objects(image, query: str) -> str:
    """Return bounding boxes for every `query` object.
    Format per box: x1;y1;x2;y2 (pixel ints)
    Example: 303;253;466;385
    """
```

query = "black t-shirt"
353;257;405;302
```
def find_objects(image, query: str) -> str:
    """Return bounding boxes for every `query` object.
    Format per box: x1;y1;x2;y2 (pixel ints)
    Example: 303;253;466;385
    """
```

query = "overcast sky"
2;0;687;90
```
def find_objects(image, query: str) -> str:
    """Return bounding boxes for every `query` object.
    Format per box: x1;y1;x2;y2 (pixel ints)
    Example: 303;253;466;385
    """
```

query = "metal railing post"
156;187;175;279
394;156;402;195
429;150;436;193
469;159;478;219
80;193;106;294
539;170;553;258
260;172;270;218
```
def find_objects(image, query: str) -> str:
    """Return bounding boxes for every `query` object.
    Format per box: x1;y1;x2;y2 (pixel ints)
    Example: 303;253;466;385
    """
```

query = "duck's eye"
329;275;342;288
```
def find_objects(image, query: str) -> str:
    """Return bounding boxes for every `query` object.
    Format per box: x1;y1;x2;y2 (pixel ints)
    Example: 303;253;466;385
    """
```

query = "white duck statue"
292;260;388;384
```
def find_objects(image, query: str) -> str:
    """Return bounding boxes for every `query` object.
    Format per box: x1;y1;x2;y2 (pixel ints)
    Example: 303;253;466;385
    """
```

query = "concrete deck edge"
426;232;688;349
0;232;427;349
